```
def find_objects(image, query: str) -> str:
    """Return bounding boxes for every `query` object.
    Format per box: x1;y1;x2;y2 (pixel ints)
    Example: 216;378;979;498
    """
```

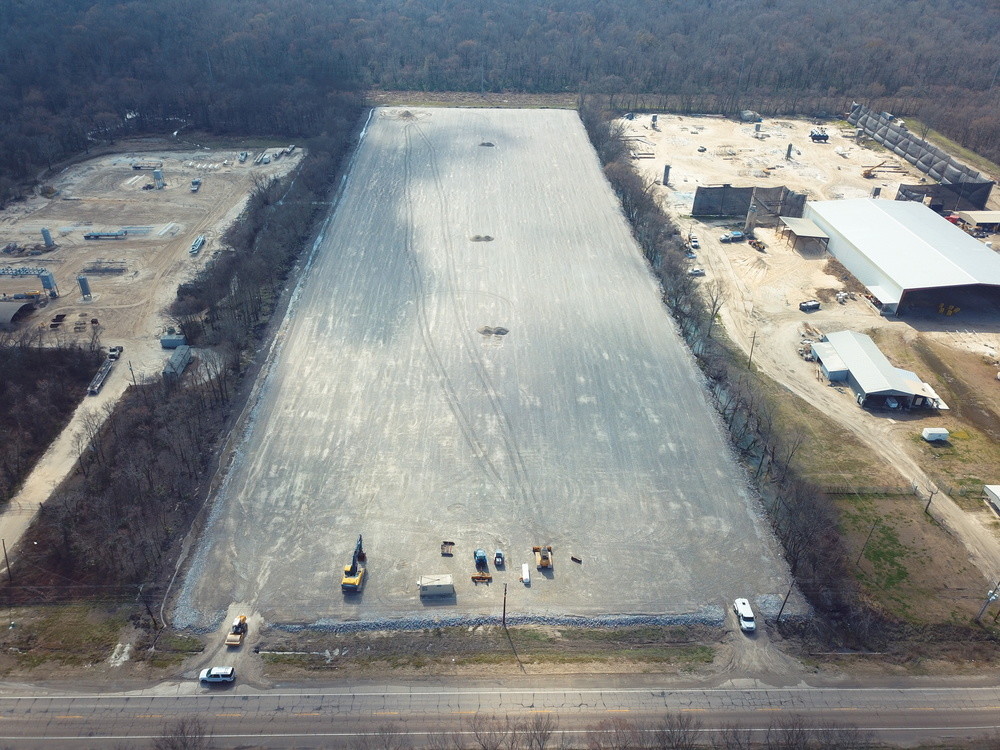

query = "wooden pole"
502;583;507;628
2;539;11;584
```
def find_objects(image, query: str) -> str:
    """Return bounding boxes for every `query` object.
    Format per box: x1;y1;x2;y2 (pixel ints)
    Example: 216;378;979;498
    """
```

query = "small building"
160;333;187;349
811;330;945;410
956;211;1000;232
162;345;192;383
921;427;950;442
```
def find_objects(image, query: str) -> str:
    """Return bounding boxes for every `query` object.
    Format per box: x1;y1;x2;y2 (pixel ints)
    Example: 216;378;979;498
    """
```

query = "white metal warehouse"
811;330;945;410
803;199;1000;315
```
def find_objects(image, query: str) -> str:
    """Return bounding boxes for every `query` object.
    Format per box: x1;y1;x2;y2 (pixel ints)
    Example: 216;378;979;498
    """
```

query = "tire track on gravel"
414;123;539;509
401;124;510;497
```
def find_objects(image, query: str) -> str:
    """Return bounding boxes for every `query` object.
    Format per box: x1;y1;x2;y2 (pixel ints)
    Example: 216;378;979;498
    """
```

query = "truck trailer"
418;574;455;598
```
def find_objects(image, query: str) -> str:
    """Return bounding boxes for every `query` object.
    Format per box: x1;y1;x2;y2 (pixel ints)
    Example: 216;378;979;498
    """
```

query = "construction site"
622;111;1000;612
0;146;301;372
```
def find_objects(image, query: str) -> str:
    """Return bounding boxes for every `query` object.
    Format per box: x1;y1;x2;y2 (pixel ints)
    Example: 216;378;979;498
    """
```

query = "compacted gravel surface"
173;108;793;630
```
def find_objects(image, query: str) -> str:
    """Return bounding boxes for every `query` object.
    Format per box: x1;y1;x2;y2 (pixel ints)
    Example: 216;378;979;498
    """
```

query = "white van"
733;598;756;633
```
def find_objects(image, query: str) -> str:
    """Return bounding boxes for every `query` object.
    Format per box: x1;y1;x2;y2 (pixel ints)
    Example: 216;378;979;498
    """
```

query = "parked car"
689;236;700;249
107;345;124;360
199;666;236;683
494;550;505;567
688;268;705;277
733;599;756;633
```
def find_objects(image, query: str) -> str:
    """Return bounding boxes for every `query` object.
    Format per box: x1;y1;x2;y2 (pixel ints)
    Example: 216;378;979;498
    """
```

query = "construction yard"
0;144;302;558
171;107;797;632
623;113;1000;605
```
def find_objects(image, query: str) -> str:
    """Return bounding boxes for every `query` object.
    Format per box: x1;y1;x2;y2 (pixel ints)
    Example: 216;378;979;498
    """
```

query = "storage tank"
41;227;54;247
153;169;165;189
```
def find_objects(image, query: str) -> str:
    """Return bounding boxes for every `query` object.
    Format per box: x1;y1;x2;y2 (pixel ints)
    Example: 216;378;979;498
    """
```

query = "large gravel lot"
173;108;793;630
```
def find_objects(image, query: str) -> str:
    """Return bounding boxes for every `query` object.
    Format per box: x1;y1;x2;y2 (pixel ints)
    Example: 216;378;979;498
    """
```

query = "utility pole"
977;580;1000;623
776;581;794;623
855;520;878;567
747;330;757;369
502;583;507;628
924;488;938;514
1;539;10;584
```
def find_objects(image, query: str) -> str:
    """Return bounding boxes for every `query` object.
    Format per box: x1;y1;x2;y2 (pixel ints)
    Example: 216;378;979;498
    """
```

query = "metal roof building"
803;199;1000;315
811;330;945;410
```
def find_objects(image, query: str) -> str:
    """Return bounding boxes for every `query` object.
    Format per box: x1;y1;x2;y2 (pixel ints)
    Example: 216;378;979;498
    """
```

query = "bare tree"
354;724;411;750
470;714;509;750
651;713;702;750
524;714;558;750
153;716;210;750
586;717;640;750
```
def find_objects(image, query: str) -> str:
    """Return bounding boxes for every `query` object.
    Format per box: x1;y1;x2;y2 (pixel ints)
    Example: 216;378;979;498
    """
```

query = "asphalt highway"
0;679;998;748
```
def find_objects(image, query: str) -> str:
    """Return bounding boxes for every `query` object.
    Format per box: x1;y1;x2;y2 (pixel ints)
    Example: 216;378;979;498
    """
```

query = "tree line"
0;0;997;209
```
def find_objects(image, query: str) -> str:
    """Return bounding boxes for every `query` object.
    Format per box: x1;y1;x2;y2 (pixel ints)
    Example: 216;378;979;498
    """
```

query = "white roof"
807;199;1000;291
821;330;935;398
780;216;829;239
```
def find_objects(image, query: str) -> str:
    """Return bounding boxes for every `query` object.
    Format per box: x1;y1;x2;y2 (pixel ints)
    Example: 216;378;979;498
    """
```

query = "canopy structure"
778;216;830;253
779;217;829;238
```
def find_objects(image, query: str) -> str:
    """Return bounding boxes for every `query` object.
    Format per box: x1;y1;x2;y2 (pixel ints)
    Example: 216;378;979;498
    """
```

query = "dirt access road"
624;113;1000;583
172;107;801;632
0;144;302;563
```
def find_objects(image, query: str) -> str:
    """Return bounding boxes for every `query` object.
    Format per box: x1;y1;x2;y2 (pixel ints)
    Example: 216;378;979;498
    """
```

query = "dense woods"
0;333;102;503
0;0;998;207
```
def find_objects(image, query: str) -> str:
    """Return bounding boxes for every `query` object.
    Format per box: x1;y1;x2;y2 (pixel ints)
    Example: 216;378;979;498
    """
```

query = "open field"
172;108;796;631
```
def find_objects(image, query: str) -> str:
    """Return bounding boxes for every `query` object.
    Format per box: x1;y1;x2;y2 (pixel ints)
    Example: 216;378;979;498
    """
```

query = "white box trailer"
418;574;455;598
922;427;950;442
520;564;530;585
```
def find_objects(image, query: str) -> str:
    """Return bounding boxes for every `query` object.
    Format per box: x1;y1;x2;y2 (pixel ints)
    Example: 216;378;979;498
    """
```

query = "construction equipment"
224;615;248;647
749;238;766;252
533;545;553;569
471;572;492;583
341;535;366;593
809;128;829;143
861;162;907;179
720;230;745;243
440;541;455;556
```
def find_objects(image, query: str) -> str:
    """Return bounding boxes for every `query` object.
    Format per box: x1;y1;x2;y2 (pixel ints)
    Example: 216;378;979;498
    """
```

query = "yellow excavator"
341;535;366;593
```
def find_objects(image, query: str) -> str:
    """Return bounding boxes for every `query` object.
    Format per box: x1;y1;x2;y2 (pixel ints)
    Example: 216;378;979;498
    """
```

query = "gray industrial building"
802;199;1000;315
811;330;945;410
